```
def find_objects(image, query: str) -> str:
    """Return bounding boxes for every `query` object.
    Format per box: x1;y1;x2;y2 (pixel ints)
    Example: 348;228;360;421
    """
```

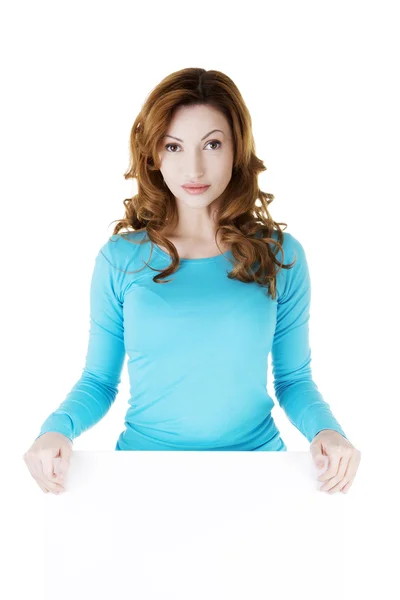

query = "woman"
23;67;361;495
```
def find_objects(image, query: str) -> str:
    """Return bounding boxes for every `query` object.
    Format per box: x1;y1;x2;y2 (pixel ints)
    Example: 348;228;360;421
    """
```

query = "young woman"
23;67;361;495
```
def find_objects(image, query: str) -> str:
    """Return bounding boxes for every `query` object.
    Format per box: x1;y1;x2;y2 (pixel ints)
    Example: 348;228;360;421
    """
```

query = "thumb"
310;445;326;469
55;458;69;477
56;444;72;478
60;442;73;461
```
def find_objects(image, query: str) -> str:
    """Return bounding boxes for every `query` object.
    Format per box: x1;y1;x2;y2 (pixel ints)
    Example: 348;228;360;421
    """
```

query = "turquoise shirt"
36;229;347;451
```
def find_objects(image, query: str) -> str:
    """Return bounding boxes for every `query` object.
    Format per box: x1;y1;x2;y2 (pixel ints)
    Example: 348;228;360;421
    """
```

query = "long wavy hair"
108;67;296;300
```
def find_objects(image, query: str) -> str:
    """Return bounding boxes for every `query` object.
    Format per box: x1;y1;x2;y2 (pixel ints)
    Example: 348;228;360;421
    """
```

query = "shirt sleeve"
271;233;348;443
35;246;126;443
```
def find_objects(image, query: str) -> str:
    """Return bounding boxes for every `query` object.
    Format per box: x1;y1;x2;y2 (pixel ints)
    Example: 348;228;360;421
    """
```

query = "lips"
182;184;210;189
181;184;211;195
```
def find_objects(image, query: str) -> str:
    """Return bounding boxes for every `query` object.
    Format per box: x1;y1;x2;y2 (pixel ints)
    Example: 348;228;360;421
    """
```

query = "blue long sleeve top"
35;228;347;451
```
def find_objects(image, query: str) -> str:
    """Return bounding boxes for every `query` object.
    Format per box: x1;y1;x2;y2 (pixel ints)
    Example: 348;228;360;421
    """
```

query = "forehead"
168;104;228;129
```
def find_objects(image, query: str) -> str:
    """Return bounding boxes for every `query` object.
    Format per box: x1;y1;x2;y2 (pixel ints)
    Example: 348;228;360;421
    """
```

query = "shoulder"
270;229;305;262
98;229;148;270
93;229;149;301
270;230;309;302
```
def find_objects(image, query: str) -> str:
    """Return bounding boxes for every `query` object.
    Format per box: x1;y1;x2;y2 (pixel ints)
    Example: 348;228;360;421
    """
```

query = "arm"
35;245;126;442
271;233;347;443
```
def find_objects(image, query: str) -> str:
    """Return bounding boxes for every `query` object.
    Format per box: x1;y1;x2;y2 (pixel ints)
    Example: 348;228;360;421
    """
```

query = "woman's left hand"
310;429;361;494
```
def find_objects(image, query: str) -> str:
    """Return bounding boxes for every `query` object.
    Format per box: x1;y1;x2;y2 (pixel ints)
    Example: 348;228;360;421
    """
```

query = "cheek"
213;152;233;172
159;163;176;182
214;162;233;185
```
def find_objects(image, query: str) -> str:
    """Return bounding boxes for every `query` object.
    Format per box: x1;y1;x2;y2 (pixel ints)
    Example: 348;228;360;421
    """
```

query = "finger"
317;451;341;482
338;453;360;492
28;463;51;494
25;456;52;490
37;480;50;494
319;455;349;492
41;453;57;482
53;458;63;481
322;452;358;493
38;456;65;492
341;480;353;493
24;454;63;494
38;475;65;494
55;458;70;481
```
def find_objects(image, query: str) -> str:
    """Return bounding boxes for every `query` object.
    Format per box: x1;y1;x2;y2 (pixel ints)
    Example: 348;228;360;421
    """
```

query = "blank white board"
42;450;377;600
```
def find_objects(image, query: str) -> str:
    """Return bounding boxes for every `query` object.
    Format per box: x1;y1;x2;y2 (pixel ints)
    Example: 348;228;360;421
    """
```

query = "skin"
310;429;361;494
157;104;234;255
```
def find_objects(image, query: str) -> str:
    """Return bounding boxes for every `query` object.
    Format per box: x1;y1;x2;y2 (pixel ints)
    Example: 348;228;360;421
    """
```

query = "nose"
183;149;205;179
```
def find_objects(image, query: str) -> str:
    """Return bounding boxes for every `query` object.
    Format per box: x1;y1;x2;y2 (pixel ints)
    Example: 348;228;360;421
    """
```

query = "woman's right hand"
23;432;73;495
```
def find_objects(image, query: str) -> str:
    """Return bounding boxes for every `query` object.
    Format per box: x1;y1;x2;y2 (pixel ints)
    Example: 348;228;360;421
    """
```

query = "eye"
164;143;181;153
165;140;222;153
207;140;222;150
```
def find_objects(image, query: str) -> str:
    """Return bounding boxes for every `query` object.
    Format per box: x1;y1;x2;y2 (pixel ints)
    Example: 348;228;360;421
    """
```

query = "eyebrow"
163;129;225;142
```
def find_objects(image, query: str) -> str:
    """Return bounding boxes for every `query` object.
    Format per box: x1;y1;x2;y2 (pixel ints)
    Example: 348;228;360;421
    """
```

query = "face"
157;104;234;214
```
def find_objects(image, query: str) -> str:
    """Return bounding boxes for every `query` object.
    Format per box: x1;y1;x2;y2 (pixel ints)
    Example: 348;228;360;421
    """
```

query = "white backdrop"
2;1;399;598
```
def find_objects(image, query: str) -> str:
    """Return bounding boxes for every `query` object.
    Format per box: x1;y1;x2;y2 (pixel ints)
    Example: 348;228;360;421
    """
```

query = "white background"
1;0;398;598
